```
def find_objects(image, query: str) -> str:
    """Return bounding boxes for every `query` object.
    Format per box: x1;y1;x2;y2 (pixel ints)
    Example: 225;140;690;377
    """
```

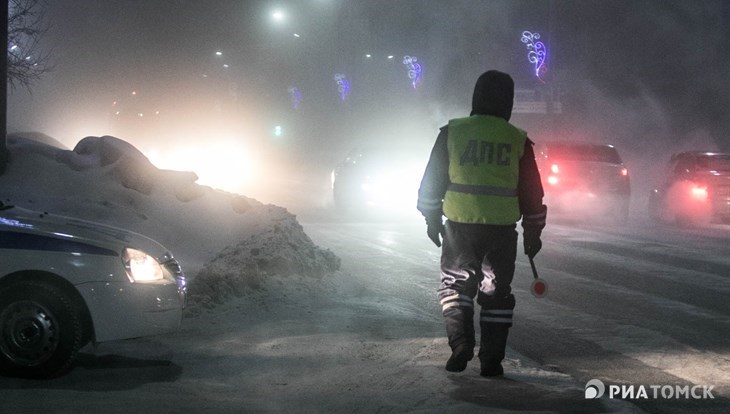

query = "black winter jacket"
417;70;547;232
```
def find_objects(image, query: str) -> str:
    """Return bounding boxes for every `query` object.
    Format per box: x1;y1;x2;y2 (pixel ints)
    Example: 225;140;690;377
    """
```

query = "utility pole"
0;1;7;175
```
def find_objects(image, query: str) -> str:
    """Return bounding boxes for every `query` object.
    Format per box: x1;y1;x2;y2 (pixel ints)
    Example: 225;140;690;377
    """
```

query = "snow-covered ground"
1;133;643;413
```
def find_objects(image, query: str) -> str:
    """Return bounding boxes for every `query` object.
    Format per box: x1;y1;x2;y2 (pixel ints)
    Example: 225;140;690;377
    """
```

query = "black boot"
445;343;474;372
479;323;509;377
443;307;475;372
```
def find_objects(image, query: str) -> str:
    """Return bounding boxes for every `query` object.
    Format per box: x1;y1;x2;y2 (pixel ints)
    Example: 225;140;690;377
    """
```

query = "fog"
7;0;730;209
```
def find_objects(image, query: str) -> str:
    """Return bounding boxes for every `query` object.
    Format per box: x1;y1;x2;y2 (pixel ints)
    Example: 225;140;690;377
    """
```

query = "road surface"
1;211;727;413
301;211;730;413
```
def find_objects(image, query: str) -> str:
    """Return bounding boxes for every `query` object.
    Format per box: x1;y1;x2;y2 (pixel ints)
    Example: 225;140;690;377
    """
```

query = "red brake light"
690;185;708;200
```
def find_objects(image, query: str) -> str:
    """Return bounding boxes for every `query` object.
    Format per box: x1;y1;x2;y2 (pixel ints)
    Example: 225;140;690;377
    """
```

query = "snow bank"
1;133;341;312
189;207;341;312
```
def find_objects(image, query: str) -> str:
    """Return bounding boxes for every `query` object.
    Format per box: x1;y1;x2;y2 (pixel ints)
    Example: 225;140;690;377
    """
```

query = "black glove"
426;217;445;248
523;228;542;258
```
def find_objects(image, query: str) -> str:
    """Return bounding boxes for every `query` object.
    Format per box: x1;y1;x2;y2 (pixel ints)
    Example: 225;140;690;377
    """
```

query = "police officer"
417;70;547;377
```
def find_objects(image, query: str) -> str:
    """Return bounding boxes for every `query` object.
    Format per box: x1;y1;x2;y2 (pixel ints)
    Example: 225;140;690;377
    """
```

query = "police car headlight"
122;248;173;284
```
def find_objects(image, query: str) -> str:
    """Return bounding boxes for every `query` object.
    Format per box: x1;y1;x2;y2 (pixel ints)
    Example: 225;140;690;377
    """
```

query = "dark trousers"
437;221;517;363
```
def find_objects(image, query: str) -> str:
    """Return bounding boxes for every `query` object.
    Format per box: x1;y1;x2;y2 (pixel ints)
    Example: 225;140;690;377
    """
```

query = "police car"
0;202;186;378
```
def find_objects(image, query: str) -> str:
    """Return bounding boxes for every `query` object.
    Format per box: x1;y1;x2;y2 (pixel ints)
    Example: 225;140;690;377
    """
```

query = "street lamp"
271;10;285;23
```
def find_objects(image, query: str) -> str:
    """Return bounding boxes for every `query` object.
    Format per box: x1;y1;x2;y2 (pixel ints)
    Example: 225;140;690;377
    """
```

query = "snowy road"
301;213;730;413
1;212;728;413
503;218;730;414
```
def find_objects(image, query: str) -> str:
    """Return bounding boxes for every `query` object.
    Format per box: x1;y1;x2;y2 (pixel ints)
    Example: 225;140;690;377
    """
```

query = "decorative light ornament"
288;87;302;109
402;55;423;89
521;31;548;83
334;73;350;101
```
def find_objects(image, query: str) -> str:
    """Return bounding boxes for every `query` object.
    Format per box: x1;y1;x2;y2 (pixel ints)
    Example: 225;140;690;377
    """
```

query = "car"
648;152;730;225
331;146;428;213
0;202;186;378
535;141;631;222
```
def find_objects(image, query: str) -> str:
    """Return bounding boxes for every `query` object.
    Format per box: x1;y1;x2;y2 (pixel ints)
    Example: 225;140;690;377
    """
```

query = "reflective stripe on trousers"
480;309;514;324
437;220;517;323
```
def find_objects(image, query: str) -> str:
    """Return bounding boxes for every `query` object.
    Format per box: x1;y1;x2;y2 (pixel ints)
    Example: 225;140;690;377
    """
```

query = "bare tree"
7;0;50;90
2;0;51;174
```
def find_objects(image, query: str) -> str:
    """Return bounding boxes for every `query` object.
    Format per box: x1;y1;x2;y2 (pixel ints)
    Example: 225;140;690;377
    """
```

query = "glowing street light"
272;10;285;23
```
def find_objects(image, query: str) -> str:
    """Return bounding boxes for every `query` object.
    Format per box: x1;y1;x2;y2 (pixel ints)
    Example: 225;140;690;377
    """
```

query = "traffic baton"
529;256;548;298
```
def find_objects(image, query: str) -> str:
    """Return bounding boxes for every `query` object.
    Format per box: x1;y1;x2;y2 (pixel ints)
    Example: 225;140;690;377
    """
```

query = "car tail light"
545;163;560;186
621;167;628;176
690;185;708;200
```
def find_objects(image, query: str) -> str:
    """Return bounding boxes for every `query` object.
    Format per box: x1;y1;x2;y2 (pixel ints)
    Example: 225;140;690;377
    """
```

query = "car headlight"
122;247;173;284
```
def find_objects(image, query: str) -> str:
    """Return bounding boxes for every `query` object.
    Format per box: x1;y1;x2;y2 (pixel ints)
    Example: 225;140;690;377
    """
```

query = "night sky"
8;0;730;158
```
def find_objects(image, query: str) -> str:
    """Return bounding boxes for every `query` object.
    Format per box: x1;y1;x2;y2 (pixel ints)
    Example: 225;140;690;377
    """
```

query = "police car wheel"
0;281;84;379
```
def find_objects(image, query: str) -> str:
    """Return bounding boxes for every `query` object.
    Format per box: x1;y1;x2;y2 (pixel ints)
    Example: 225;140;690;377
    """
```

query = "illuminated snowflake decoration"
288;86;302;109
402;55;423;89
334;73;350;101
521;31;548;82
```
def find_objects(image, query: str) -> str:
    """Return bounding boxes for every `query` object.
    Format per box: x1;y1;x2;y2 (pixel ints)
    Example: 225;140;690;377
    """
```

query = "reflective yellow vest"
443;115;526;224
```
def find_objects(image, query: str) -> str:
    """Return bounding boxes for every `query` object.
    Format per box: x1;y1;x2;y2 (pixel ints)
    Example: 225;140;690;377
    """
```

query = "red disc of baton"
531;278;548;298
528;256;547;298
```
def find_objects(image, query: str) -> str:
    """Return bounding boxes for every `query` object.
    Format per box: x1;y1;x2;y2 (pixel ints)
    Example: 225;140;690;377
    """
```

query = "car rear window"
695;155;730;172
546;144;622;164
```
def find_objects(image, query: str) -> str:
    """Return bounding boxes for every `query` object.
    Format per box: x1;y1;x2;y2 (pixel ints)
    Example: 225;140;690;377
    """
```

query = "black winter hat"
471;70;514;121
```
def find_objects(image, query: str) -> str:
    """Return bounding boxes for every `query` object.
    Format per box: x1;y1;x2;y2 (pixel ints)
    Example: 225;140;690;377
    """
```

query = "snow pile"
189;206;341;311
1;133;341;311
52;134;201;198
